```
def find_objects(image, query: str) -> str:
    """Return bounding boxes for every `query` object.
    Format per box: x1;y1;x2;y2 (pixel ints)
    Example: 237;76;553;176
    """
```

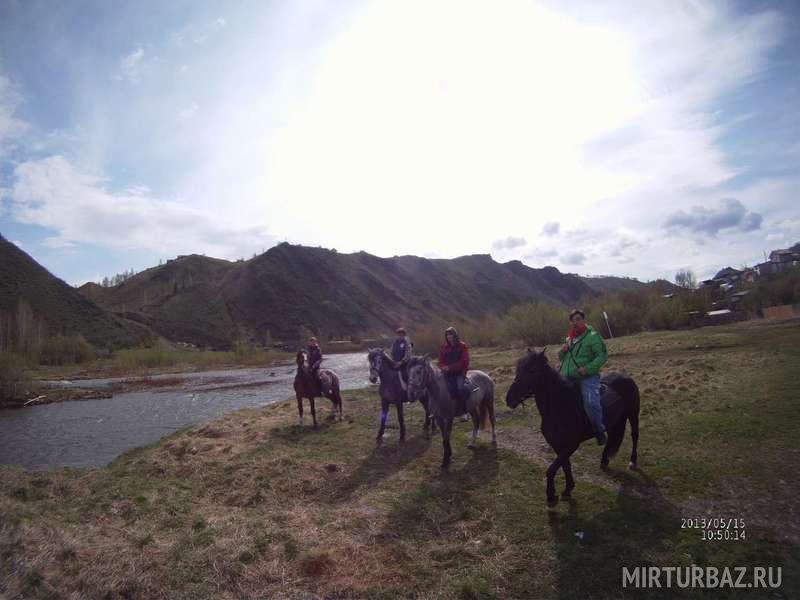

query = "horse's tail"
605;376;640;460
477;377;494;430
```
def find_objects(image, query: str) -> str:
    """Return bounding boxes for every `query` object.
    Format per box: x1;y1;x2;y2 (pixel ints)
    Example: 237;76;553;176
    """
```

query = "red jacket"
438;340;469;375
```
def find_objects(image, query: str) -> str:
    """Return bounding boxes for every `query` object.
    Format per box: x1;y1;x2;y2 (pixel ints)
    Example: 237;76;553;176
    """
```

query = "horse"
294;349;343;428
505;348;640;506
367;349;437;445
406;355;496;470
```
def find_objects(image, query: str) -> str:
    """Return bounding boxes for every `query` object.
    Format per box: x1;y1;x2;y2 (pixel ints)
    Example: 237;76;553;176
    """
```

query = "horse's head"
406;354;431;400
296;349;308;370
367;348;384;384
505;347;549;409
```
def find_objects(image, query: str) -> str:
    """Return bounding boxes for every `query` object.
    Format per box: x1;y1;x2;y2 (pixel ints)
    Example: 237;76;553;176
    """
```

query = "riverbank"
1;319;798;598
1;350;296;409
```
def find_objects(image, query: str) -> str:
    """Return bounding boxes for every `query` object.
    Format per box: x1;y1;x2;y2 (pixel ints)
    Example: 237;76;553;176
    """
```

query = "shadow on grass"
327;433;433;502
376;445;501;543
539;466;683;600
268;413;340;441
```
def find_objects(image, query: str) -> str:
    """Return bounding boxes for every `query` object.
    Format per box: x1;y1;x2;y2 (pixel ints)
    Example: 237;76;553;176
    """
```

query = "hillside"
79;244;623;348
0;235;149;350
579;274;647;294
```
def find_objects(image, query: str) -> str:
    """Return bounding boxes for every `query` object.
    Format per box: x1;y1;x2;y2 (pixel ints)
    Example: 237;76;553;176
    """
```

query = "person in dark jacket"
390;327;413;398
557;309;608;445
438;326;470;414
307;336;323;383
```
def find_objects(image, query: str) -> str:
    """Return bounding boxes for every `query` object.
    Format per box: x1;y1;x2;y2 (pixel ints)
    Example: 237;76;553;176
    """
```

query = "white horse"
406;355;496;469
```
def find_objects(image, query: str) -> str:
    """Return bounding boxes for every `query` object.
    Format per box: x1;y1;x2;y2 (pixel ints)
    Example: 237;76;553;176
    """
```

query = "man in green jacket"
558;309;608;445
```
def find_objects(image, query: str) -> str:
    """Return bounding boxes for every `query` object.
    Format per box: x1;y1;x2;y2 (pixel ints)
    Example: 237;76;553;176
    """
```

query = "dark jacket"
307;345;322;371
438;340;469;375
391;336;412;363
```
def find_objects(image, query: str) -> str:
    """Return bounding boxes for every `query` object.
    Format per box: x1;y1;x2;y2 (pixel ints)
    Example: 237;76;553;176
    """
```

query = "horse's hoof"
491;440;497;447
561;489;572;500
399;436;406;444
467;442;476;449
375;436;383;446
547;496;559;507
629;462;637;470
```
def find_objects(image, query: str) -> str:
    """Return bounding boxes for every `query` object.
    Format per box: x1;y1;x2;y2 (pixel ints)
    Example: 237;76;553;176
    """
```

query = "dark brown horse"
505;348;640;505
294;349;343;428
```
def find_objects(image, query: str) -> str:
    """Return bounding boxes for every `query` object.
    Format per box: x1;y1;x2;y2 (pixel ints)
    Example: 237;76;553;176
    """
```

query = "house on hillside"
768;248;800;271
713;267;742;282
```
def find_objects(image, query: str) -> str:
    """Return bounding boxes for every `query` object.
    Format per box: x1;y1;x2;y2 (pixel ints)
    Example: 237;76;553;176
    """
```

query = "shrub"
38;335;95;365
0;351;32;403
501;302;565;347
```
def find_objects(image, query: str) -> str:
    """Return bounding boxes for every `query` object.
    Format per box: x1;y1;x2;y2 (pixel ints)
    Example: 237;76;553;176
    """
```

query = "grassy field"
1;319;798;598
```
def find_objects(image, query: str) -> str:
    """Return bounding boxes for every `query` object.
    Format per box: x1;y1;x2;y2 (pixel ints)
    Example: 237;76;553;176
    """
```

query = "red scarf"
568;323;587;342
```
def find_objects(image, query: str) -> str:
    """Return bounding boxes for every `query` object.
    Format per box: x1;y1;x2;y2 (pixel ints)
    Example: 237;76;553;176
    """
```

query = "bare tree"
675;269;697;290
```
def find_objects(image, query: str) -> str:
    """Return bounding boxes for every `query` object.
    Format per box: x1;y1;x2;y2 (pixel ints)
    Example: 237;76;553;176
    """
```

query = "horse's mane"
526;352;581;404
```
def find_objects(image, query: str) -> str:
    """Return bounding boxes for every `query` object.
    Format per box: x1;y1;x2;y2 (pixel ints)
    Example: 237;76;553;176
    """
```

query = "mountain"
79;243;613;348
0;235;149;350
579;275;647;294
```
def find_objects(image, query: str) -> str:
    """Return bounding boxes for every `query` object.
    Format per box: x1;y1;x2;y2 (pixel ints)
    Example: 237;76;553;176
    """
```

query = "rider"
390;327;413;396
558;309;608;445
438;326;470;415
307;336;326;392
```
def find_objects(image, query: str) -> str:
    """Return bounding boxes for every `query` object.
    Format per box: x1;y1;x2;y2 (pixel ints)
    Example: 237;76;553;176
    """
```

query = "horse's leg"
545;454;563;506
310;396;318;429
396;399;406;443
629;409;639;470
439;416;453;470
467;408;478;449
561;455;576;500
422;397;430;435
488;396;497;446
376;397;389;444
296;395;303;426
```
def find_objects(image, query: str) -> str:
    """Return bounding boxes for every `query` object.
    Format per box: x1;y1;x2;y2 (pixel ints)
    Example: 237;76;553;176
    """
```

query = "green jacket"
557;325;608;379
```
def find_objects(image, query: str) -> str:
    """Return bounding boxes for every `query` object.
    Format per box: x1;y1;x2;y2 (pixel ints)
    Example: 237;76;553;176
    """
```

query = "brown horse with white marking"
294;349;343;428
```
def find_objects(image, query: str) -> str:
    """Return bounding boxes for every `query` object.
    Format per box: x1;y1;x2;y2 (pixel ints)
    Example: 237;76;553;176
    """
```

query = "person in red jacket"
438;326;470;414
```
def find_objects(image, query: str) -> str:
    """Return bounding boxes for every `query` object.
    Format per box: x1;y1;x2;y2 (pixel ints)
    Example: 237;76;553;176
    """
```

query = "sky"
1;0;798;286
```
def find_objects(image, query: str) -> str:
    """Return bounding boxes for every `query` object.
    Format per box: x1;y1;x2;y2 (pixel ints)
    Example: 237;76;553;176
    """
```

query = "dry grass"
1;318;799;598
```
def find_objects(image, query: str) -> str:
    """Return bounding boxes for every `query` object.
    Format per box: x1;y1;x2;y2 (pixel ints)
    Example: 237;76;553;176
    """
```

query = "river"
0;352;371;471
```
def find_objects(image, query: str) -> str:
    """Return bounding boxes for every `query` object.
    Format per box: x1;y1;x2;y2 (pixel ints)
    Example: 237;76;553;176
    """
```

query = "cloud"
664;199;763;236
525;247;558;260
0;73;28;155
7;156;274;258
115;46;146;84
492;236;526;250
178;102;199;123
561;252;586;265
541;221;560;237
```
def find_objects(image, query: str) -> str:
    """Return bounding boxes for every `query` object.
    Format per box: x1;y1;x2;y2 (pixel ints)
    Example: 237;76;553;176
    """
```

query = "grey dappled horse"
367;348;436;444
406;355;496;469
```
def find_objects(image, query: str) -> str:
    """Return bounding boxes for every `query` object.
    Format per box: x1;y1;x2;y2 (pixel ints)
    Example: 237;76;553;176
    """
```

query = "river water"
0;353;371;471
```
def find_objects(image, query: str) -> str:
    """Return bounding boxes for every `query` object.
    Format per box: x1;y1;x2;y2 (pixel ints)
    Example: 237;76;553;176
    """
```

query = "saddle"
570;375;622;431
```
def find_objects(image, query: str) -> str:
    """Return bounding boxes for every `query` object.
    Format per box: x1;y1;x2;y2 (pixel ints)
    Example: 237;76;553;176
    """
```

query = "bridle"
368;350;383;382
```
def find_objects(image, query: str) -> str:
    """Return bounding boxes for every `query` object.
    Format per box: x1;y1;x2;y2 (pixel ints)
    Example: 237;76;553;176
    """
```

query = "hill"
0;235;149;351
578;274;647;294
79;244;617;348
